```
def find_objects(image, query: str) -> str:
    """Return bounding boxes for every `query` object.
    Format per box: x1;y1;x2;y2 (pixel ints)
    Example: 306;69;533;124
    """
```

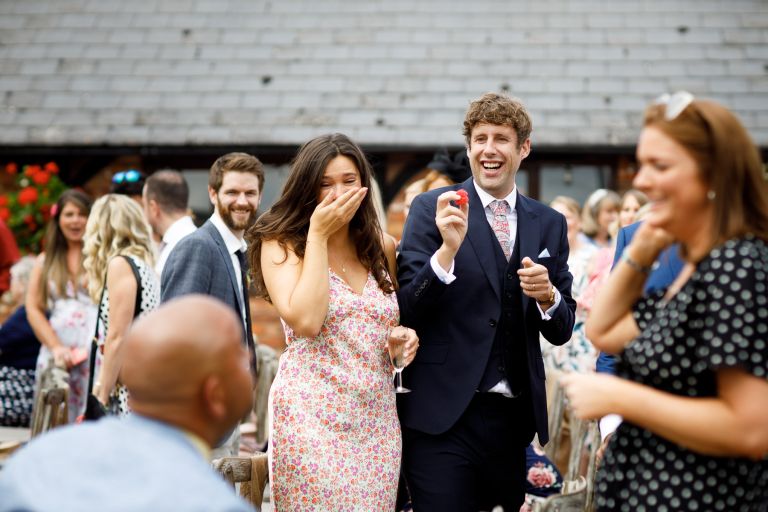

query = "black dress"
597;236;768;512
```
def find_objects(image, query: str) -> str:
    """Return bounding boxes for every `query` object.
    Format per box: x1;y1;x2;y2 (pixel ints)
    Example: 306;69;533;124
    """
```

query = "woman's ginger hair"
644;98;768;245
83;194;155;302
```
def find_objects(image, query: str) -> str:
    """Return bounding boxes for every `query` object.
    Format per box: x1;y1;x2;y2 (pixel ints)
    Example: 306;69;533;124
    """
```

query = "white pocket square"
538;248;551;258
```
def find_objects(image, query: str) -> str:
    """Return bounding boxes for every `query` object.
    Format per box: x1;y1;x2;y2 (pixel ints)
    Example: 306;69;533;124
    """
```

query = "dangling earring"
707;190;716;201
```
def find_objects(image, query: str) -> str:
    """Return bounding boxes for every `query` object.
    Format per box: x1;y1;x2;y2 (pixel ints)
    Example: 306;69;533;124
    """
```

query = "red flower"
5;163;17;175
18;187;38;206
24;164;42;177
527;462;556;488
44;162;59;174
24;214;35;225
0;207;9;221
0;196;7;207
32;171;50;185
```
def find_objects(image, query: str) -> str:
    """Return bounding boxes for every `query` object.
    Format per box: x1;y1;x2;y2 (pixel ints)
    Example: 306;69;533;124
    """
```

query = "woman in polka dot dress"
562;94;768;511
247;134;418;511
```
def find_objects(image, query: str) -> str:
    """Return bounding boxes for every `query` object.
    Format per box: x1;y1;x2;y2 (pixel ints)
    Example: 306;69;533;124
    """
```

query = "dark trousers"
402;392;534;511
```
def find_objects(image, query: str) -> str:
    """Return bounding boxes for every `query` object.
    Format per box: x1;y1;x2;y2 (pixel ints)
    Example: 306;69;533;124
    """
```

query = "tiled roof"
0;0;766;147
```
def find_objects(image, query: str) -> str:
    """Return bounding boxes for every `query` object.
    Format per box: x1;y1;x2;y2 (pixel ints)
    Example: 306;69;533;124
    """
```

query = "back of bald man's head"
120;295;246;415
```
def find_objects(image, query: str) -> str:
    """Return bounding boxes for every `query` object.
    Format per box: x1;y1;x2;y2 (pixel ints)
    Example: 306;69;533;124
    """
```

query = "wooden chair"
537;420;601;512
30;365;70;438
545;379;567;462
534;476;587;512
212;452;269;508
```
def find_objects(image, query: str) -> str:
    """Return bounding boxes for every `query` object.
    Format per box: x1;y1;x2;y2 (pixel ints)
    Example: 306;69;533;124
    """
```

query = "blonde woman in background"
83;194;159;416
580;188;620;248
26;190;97;422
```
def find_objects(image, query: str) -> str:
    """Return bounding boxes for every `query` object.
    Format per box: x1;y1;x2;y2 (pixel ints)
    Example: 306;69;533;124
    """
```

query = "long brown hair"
644;99;768;245
38;190;92;306
246;133;393;303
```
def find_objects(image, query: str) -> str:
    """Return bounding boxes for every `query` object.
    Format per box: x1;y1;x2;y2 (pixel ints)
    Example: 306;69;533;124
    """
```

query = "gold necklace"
329;250;348;273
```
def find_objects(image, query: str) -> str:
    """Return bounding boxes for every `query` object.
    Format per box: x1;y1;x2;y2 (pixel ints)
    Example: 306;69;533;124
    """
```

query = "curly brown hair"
246;133;393;303
463;92;532;148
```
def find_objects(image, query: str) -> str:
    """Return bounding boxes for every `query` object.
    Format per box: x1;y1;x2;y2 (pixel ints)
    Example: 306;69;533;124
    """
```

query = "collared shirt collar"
162;215;196;245
210;211;247;254
472;181;518;211
181;429;211;461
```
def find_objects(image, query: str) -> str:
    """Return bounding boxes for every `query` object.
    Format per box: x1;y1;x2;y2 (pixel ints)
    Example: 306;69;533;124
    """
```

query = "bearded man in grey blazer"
161;152;264;456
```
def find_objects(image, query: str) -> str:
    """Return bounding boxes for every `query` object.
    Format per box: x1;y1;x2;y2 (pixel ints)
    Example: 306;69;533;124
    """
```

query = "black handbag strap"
86;255;144;395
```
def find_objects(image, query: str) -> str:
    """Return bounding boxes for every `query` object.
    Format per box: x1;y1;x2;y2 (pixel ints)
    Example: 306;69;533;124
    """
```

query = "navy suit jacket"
161;220;251;347
396;179;576;442
595;222;684;373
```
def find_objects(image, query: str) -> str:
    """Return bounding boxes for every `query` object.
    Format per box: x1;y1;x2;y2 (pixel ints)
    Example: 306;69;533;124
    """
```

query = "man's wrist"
536;285;556;307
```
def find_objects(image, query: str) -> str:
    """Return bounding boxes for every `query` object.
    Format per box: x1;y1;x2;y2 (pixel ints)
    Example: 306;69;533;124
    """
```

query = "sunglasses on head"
112;169;142;184
654;91;694;121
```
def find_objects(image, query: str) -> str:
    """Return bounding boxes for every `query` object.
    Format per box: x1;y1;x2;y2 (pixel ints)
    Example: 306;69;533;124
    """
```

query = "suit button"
497;365;505;372
505;292;512;298
506;312;512;318
489;319;496;327
506;272;513;279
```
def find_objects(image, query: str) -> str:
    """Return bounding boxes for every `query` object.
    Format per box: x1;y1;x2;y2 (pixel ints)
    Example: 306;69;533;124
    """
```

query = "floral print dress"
269;270;401;511
34;280;98;423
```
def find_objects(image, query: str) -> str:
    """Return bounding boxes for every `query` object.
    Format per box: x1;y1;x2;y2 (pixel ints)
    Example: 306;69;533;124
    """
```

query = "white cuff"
536;287;561;320
430;253;456;284
599;414;623;441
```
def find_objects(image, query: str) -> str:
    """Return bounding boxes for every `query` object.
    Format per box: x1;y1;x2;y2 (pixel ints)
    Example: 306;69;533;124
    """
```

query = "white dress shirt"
155;215;197;276
209;212;248;333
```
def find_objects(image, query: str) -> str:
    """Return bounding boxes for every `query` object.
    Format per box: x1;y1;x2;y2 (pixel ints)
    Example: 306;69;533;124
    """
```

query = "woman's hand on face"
560;372;621;420
308;187;368;241
630;222;675;264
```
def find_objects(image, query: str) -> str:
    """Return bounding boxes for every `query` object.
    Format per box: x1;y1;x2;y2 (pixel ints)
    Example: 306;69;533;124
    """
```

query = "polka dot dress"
95;255;159;417
597;236;768;511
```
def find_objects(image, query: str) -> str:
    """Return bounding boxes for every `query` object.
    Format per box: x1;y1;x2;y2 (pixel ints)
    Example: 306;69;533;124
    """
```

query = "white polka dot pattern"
597;236;768;511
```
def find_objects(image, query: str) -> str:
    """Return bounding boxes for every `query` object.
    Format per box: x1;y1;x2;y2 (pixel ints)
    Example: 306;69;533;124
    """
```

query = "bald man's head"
121;295;253;446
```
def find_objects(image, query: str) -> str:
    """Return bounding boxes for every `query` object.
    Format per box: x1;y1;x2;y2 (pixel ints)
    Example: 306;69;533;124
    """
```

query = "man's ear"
201;374;226;421
207;186;217;208
149;199;160;218
520;138;531;160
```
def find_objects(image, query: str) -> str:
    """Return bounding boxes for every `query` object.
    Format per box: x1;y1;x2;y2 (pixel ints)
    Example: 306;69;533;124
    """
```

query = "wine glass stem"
396;369;403;389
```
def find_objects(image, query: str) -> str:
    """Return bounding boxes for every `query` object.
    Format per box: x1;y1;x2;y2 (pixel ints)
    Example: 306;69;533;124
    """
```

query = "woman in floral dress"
83;194;159;416
248;133;418;511
26;190;97;422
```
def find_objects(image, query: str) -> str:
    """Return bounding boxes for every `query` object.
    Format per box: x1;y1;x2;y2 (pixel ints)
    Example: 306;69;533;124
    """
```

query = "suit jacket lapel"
515;192;540;310
203;221;245;313
464;180;501;301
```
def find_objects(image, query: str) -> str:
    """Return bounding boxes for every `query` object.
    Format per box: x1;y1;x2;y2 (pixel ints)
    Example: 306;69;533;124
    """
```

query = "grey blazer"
161;220;249;340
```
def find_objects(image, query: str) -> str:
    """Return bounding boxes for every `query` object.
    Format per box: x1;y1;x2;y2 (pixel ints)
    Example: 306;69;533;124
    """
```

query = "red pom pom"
455;189;469;206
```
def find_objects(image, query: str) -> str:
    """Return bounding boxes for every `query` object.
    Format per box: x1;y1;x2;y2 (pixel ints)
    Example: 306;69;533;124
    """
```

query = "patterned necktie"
490;200;511;260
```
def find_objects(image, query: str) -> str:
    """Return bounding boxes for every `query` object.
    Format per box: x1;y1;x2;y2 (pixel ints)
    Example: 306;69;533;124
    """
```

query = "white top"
209;212;248;331
155;215;197;276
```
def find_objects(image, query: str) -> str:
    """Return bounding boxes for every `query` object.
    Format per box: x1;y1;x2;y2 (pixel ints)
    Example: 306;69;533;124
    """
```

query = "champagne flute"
389;328;411;394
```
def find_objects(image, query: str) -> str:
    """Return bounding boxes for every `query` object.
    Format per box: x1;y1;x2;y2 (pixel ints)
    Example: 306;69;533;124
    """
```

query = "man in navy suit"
161;153;263;456
397;93;576;511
